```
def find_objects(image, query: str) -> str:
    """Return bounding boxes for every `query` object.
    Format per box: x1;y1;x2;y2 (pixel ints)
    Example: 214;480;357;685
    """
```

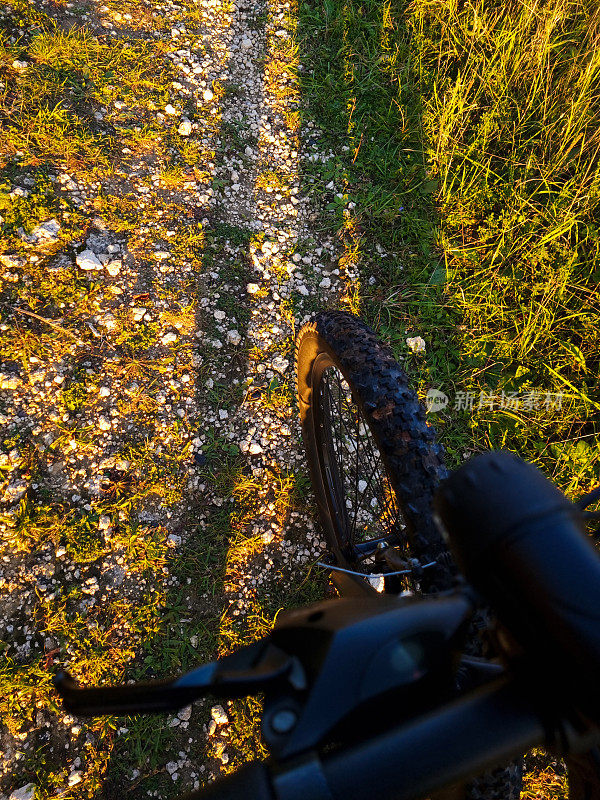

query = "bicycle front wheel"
295;310;522;800
295;310;453;595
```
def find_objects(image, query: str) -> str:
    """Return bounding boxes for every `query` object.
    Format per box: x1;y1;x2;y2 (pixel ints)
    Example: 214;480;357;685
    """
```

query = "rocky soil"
0;0;354;797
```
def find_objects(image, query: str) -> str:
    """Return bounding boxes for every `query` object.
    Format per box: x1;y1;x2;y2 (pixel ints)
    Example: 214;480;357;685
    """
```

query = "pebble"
178;119;193;136
0;375;20;390
10;785;35;800
0;253;26;269
68;771;83;787
406;336;426;353
98;515;111;531
31;219;61;244
211;705;228;725
76;249;102;271
202;88;214;102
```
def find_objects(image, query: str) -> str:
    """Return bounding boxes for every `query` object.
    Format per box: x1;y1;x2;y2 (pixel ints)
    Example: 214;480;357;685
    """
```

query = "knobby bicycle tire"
295;310;521;800
296;310;455;593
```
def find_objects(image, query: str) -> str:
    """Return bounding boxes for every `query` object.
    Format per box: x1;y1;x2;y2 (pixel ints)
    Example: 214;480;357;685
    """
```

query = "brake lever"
54;638;304;716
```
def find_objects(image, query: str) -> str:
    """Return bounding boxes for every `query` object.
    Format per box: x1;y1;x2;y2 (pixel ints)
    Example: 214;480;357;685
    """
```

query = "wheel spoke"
318;366;406;573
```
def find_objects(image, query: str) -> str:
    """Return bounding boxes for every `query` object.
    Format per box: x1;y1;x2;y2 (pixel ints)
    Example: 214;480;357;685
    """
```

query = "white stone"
227;330;241;346
0;253;26;268
211;705;228;725
32;219;61;243
248;442;263;455
0;374;20;390
178;705;192;721
68;771;83;787
76;249;102;271
202;88;214;102
12;60;28;71
218;409;228;420
132;307;146;322
246;283;260;294
99;386;110;397
154;251;170;261
165;104;178;115
271;357;289;373
106;260;121;277
406;336;426;354
319;277;331;289
10;784;35;800
213;310;226;321
178;119;193;136
358;480;367;493
98;416;111;431
162;332;178;345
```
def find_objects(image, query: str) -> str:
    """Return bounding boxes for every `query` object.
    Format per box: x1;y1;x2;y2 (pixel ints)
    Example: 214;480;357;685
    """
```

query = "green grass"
299;0;600;795
299;0;600;483
0;2;223;789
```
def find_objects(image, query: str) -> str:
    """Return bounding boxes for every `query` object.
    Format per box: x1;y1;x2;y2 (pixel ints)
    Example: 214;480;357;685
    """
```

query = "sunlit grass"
299;0;600;795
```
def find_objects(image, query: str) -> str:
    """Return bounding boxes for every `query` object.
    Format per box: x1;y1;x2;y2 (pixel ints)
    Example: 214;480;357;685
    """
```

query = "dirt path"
0;0;350;797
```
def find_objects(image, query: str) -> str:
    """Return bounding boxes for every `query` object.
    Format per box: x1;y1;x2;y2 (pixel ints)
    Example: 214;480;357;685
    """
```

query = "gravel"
0;0;349;792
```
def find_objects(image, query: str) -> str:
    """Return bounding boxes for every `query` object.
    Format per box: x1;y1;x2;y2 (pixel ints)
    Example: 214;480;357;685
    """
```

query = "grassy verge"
0;1;223;797
298;0;600;795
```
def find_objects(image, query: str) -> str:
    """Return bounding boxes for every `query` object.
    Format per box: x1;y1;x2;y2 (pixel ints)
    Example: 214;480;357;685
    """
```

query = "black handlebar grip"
178;762;274;800
434;451;600;705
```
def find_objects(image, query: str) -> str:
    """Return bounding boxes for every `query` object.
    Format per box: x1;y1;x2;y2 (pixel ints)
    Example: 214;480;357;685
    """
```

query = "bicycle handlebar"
188;677;558;800
56;451;600;800
435;451;600;707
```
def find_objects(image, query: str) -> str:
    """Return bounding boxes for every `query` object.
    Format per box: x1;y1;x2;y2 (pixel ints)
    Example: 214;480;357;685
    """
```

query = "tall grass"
299;0;600;794
410;0;600;492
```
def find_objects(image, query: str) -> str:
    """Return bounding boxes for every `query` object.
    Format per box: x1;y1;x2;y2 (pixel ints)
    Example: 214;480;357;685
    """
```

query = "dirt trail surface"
0;0;350;797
